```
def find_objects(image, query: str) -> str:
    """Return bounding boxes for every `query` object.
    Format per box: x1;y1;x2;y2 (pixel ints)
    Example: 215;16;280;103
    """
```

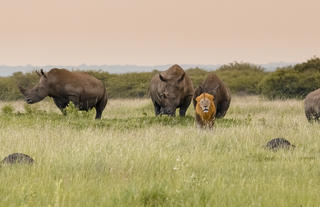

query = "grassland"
0;96;320;207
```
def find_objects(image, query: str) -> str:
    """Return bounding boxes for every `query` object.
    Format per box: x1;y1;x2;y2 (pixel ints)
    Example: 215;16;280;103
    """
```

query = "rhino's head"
19;69;49;104
157;71;185;116
193;84;220;108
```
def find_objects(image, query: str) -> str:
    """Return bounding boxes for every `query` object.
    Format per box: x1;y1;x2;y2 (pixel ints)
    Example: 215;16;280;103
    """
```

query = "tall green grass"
0;96;319;206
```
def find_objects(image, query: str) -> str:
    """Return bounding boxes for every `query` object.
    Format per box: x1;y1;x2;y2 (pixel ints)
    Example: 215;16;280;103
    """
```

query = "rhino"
193;73;231;118
149;64;194;116
304;88;320;122
19;68;108;119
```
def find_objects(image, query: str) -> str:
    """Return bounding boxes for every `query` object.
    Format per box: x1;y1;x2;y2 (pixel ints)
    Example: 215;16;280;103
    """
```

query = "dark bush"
0;71;39;100
215;62;266;94
259;57;320;99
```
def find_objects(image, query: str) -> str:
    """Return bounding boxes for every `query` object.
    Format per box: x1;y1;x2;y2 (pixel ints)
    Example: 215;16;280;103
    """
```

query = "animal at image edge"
195;93;216;129
149;64;194;116
193;73;231;118
19;68;108;119
304;88;320;122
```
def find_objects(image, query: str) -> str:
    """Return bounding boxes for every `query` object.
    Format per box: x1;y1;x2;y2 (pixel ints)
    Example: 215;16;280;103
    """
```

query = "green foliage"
139;185;168;207
105;72;156;98
259;57;320;99
215;62;266;94
294;56;320;72
64;102;95;119
186;68;209;88
0;71;40;101
1;105;14;114
23;103;47;115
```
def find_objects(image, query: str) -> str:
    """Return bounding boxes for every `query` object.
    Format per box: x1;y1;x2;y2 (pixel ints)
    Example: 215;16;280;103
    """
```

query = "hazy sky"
0;0;319;65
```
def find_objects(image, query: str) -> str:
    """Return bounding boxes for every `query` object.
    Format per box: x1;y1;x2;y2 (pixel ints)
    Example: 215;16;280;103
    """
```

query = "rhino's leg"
179;95;192;117
53;97;69;115
152;101;161;116
68;95;80;108
305;109;314;122
94;93;108;119
216;100;230;118
315;113;320;122
305;108;319;122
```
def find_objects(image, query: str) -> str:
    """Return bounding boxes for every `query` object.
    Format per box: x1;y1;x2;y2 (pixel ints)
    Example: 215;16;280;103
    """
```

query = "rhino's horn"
40;69;47;79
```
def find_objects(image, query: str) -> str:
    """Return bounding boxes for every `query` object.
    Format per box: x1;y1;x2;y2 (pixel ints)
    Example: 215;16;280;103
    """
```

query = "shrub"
215;62;266;94
259;57;320;99
65;102;95;119
24;104;41;114
1;105;14;114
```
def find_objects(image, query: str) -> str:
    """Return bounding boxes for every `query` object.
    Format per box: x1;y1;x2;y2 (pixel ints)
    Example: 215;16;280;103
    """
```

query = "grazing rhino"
304;88;320;122
19;68;108;119
193;73;231;118
149;64;194;116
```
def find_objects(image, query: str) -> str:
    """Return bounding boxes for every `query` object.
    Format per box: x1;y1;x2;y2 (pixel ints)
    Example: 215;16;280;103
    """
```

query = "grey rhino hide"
19;68;108;119
149;64;194;116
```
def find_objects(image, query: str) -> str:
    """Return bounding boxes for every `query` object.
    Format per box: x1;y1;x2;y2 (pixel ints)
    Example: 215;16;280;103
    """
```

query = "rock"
266;138;295;151
1;153;34;165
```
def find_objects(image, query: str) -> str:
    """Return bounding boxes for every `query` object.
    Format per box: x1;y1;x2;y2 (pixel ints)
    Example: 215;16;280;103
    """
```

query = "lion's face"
198;98;211;113
196;93;215;113
195;93;216;128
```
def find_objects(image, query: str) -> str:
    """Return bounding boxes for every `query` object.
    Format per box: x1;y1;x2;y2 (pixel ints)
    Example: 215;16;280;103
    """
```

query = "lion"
195;93;216;129
193;73;231;118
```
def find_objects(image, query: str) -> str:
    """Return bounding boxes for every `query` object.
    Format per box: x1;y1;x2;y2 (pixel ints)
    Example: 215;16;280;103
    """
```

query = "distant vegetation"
0;57;319;100
259;57;320;99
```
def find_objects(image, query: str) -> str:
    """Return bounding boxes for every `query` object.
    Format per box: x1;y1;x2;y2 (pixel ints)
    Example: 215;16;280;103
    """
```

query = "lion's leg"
208;117;215;129
195;114;204;128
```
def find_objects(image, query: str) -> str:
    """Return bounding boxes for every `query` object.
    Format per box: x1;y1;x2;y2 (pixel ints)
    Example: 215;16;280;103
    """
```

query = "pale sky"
0;0;319;65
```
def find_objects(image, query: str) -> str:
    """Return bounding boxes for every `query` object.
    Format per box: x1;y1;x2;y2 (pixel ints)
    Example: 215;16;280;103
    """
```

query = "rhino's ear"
40;69;47;79
177;72;185;82
194;85;203;97
159;73;167;82
193;85;203;108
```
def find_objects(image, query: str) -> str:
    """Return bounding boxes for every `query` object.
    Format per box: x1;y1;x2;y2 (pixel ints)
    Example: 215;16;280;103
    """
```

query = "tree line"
0;57;319;100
